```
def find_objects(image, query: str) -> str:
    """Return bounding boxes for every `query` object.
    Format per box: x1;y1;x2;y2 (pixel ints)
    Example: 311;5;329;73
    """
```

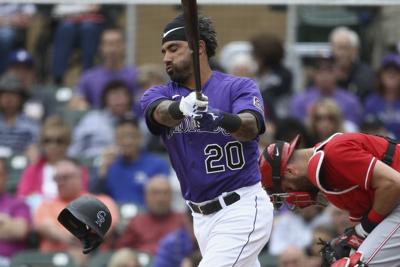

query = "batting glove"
179;91;208;117
193;106;225;130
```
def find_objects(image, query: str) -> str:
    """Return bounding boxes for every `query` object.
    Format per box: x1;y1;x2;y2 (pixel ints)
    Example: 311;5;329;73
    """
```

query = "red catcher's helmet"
259;135;300;194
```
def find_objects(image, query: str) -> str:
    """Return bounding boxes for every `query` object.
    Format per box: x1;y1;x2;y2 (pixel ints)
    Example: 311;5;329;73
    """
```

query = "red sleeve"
324;140;377;190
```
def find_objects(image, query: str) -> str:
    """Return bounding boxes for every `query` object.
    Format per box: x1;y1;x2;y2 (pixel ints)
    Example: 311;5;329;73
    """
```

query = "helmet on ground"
58;195;112;254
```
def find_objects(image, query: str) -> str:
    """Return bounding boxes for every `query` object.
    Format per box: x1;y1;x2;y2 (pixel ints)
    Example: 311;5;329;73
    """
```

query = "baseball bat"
181;0;202;100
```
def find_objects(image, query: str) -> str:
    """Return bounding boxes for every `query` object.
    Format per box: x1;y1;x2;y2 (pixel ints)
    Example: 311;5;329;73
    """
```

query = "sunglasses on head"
43;137;67;145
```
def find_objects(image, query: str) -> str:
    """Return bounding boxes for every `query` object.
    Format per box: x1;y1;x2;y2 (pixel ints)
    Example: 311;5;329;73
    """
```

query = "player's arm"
231;112;260;141
369;160;400;221
346;159;400;240
153;100;184;128
147;91;205;131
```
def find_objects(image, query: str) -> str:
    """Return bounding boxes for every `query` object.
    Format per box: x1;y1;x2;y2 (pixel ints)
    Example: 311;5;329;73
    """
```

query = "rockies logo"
95;210;107;227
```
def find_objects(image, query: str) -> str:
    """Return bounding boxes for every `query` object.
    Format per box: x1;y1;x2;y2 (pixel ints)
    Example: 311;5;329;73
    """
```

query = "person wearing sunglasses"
17;115;88;209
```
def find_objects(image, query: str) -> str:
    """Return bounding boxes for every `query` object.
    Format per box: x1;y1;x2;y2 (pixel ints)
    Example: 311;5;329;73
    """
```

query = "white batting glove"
179;91;208;117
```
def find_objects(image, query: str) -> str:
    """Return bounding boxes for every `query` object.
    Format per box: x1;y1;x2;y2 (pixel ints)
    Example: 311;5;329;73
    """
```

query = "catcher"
259;132;400;267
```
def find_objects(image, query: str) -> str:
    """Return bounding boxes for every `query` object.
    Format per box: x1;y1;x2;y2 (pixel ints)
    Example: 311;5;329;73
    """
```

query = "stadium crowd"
0;3;399;267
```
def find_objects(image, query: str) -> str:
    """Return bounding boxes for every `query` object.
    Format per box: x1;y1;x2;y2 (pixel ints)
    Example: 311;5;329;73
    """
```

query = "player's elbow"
232;121;258;141
377;174;400;194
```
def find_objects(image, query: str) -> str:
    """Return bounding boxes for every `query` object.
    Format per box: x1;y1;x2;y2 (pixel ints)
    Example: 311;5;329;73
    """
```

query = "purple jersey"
141;71;265;202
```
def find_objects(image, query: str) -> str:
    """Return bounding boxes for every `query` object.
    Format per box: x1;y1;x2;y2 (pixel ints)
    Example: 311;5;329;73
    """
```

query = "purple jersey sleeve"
231;78;266;134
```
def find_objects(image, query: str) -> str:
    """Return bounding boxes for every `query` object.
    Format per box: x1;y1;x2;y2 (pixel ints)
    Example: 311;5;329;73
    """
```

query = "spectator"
218;41;257;77
273;117;312;147
278;245;308;267
0;4;36;74
250;33;293;120
51;4;105;84
306;99;345;145
17;116;89;210
153;209;198;267
0;72;39;156
290;54;362;126
7;49;57;121
268;205;329;255
359;116;393;137
364;53;400;139
136;64;168;153
33;158;119;266
91;117;170;206
107;248;142;267
0;158;31;264
70;27;139;111
69;80;134;159
115;176;184;255
330;26;375;100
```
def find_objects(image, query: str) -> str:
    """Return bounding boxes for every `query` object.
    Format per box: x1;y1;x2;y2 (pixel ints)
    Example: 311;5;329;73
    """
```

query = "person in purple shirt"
153;209;197;267
290;54;363;126
141;14;273;267
0;158;31;262
70;27;139;111
364;54;400;139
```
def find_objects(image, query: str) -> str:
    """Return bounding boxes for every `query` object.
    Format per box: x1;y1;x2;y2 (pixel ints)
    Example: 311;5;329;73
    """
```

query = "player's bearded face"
162;41;193;84
168;54;192;84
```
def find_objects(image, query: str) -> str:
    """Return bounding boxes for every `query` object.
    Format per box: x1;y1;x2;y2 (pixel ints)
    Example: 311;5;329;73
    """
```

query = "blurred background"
0;1;399;267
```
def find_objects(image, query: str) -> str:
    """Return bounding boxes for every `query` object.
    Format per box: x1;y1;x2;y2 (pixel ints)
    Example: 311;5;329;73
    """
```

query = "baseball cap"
381;53;400;70
8;49;34;67
259;135;300;193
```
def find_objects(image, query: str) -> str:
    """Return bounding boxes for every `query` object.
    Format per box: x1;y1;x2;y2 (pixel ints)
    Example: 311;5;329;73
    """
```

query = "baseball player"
140;14;273;267
259;132;400;267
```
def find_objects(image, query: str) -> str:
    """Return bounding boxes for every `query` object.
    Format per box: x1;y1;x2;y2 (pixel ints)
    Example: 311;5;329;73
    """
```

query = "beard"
296;174;319;194
166;57;193;84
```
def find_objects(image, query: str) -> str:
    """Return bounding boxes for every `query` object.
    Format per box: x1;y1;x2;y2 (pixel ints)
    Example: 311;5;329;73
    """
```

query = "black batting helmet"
58;195;112;254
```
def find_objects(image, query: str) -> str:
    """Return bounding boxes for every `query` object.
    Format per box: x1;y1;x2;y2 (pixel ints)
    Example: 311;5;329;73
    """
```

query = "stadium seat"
258;251;278;267
87;250;153;267
5;154;28;194
10;250;78;267
137;251;153;267
87;251;113;267
117;203;141;234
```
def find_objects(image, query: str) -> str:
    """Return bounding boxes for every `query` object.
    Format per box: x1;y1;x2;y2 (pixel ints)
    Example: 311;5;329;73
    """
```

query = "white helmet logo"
275;147;280;157
95;210;107;227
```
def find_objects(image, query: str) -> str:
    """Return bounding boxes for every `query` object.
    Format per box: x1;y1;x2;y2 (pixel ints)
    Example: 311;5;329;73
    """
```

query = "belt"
188;192;240;215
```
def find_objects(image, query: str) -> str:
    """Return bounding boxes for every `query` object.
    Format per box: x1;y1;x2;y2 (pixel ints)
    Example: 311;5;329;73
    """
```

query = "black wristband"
168;101;184;120
219;112;242;133
360;215;377;234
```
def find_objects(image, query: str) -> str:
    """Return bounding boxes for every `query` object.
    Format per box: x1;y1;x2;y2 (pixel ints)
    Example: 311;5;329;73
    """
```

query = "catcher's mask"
259;135;300;194
58;195;112;254
270;191;328;210
259;135;327;209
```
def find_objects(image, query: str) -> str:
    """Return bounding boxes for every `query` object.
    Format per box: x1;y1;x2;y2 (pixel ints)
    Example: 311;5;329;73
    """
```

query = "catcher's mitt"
319;227;365;267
